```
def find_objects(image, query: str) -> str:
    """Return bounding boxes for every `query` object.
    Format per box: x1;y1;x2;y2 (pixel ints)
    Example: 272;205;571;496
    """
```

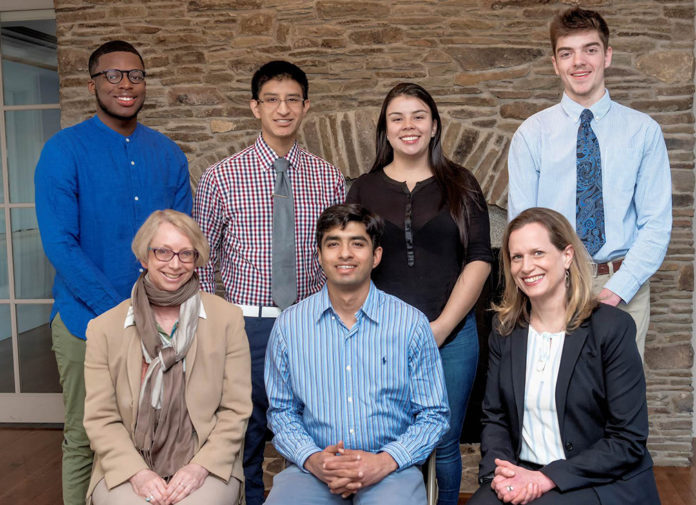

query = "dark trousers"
243;316;277;505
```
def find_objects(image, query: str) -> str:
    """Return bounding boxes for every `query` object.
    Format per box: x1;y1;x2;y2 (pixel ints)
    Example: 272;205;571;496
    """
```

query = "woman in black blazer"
469;208;660;505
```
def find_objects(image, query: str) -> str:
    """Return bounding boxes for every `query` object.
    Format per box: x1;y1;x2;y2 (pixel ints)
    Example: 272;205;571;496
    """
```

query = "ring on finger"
145;496;154;503
506;485;514;492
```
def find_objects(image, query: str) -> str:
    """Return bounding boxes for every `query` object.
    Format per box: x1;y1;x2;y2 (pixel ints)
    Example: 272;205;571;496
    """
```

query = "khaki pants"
592;276;650;360
52;313;93;505
92;476;241;505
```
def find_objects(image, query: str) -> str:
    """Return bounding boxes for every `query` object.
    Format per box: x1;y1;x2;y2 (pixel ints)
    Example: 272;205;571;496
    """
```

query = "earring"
565;269;570;287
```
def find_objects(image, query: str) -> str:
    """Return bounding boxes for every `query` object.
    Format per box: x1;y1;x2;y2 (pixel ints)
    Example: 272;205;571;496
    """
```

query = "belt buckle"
591;262;599;277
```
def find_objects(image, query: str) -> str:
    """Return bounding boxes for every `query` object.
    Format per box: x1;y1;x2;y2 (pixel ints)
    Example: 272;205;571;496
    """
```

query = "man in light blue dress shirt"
264;204;450;504
507;7;672;359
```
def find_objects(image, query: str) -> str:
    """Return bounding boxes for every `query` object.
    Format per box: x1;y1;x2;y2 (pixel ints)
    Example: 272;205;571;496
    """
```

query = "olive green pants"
52;313;93;505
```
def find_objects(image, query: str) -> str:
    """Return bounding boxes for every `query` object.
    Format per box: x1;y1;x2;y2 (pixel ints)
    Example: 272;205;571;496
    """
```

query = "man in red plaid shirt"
193;60;345;505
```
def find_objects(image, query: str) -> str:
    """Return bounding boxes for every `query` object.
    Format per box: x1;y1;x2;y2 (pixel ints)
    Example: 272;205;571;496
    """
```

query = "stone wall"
53;0;694;486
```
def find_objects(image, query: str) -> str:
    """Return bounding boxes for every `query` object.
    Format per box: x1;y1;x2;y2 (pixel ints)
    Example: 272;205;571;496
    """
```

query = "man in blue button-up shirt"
264;204;449;505
34;40;191;505
507;7;672;360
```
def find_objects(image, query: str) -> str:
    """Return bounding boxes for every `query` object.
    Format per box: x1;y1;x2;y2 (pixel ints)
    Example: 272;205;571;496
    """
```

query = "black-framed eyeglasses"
149;247;198;263
90;68;146;84
256;96;305;108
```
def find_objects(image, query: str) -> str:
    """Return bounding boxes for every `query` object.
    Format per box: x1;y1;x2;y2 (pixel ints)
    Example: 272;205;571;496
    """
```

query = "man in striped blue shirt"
264;204;450;504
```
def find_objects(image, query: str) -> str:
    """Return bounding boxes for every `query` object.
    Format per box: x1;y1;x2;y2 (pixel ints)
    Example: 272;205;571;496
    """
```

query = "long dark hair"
370;82;483;245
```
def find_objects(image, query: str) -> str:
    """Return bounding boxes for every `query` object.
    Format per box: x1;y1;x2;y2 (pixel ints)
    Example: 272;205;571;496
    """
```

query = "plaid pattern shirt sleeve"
193;135;346;305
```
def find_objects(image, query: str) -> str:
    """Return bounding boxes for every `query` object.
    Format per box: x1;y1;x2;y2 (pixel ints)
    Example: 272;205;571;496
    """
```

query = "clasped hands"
490;458;556;505
129;463;209;505
304;440;398;498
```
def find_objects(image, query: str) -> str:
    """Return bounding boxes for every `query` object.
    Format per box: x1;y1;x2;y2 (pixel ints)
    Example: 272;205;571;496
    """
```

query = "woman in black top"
347;83;493;505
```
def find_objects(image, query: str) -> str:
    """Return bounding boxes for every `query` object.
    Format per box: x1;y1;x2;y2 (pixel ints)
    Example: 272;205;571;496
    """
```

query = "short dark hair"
549;7;609;54
251;60;308;100
88;40;144;75
316;204;384;250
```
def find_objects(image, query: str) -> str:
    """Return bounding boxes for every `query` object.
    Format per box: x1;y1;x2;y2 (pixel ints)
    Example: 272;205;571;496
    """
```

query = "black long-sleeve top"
346;169;493;324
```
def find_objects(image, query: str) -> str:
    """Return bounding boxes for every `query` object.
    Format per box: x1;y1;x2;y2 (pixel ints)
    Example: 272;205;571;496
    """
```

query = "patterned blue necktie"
576;109;605;256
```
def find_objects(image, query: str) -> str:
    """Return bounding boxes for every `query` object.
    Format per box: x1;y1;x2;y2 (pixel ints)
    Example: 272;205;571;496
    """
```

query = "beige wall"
54;0;694;471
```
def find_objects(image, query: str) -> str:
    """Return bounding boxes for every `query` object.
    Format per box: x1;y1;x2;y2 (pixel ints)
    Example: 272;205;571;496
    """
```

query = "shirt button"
346;365;351;371
131;161;135;166
349;428;354;434
139;268;144;273
347;397;352;403
125;138;130;143
134;196;139;201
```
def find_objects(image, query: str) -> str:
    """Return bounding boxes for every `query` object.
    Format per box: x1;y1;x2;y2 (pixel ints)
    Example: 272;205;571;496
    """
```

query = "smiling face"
141;221;196;292
508;222;574;310
250;77;310;155
552;30;612;107
318;222;383;293
385;95;437;162
88;51;145;131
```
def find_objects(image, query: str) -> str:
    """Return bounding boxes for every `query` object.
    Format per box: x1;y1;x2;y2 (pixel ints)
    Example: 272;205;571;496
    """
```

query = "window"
0;7;61;420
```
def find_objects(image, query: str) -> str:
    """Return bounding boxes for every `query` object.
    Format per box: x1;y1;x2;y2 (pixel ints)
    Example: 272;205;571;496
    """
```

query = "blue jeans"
243;316;277;505
436;311;479;505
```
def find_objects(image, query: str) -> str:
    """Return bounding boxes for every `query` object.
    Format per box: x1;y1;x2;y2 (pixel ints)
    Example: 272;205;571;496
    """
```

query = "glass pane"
1;19;58;106
0;304;14;392
0;139;3;204
0;210;7;299
11;208;53;298
18;304;59;393
6;108;61;203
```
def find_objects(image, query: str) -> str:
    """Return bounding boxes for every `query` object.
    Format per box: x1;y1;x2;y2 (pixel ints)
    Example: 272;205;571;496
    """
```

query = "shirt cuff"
294;443;323;473
603;268;641;303
380;441;412;470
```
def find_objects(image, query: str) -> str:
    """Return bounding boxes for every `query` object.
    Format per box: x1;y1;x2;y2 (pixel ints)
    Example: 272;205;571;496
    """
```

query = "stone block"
664;6;695;19
636;51;694;84
316;1;390;19
58;47;90;73
677;265;693;291
446;47;545;71
187;0;261;10
107;5;147;18
455;66;529;86
645;344;693;370
125;24;162;35
240;12;274;35
168;86;227;105
500;101;547;120
349;26;404;45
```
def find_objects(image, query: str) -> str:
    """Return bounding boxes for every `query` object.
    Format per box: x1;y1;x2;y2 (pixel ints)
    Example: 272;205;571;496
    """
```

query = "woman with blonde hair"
83;209;251;505
469;207;659;505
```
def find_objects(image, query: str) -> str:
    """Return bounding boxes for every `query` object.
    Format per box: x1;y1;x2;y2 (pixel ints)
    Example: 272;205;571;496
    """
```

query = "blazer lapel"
510;325;528;435
125;324;143;431
555;322;589;435
184;322;198;389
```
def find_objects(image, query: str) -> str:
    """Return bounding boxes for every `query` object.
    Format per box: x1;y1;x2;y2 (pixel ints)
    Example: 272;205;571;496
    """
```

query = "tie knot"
274;157;289;173
580;109;593;124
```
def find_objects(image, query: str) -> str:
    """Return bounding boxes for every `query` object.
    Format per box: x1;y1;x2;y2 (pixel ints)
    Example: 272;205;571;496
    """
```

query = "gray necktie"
272;157;297;309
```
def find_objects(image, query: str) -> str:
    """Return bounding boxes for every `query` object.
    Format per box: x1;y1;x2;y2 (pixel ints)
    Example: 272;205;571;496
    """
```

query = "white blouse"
519;324;566;465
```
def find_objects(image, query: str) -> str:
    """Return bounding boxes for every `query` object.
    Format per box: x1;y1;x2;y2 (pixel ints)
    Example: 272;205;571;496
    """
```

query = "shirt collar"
124;302;207;328
254;134;301;172
90;115;142;140
560;89;611;122
314;282;380;325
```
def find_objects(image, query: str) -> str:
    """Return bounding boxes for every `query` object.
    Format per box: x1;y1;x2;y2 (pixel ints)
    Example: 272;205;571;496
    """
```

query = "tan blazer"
83;292;252;502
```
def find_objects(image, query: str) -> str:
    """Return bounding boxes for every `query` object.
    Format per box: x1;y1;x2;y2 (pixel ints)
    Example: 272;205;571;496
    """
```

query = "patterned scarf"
131;271;200;478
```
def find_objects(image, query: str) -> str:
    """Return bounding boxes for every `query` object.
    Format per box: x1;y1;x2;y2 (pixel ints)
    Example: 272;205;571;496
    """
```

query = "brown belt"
594;258;623;276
